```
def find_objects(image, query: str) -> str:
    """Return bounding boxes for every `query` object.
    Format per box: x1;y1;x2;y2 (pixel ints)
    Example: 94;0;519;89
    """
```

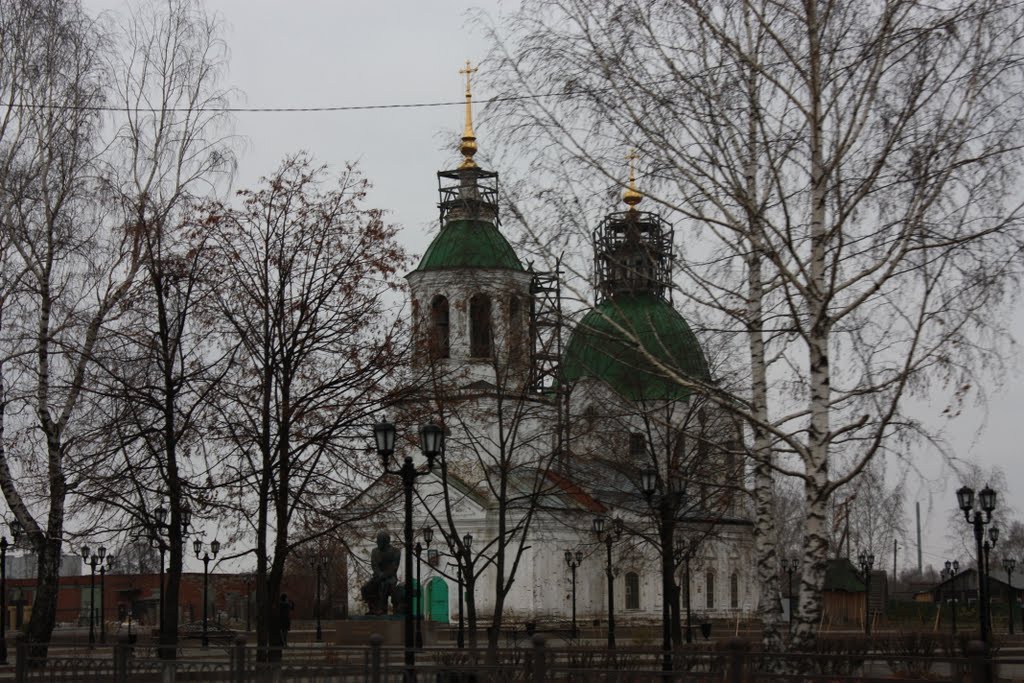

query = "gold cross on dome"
460;60;479;98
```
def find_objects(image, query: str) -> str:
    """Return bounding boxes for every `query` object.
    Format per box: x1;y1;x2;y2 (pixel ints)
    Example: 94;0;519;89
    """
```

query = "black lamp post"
564;549;582;640
1004;558;1016;635
81;545;107;646
942;560;959;635
781;557;798;632
640;466;684;673
857;551;875;636
373;420;443;673
415;526;432;649
313;555;324;643
984;526;999;635
149;501;171;643
461;534;471;648
681;541;695;644
192;537;220;649
447;533;471;649
99;554;114;644
957;484;997;650
244;574;254;632
593;515;623;648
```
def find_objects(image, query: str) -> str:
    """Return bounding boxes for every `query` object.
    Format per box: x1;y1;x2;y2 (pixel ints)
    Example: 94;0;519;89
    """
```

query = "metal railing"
9;633;1010;682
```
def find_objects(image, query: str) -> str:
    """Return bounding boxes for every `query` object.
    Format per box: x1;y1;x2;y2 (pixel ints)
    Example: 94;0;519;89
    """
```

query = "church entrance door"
426;577;449;623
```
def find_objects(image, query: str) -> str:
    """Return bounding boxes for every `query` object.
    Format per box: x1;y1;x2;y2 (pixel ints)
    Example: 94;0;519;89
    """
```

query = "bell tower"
406;62;533;384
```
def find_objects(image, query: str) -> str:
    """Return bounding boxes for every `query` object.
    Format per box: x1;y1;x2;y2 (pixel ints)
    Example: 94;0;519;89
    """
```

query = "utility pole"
893;539;898;584
921;505;929;573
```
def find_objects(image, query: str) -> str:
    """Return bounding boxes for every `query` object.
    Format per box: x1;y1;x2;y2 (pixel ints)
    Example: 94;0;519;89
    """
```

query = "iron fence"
8;632;1013;682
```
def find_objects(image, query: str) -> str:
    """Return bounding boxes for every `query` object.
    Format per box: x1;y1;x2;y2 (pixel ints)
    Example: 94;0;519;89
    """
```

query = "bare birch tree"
83;0;236;657
486;0;1024;650
0;0;120;649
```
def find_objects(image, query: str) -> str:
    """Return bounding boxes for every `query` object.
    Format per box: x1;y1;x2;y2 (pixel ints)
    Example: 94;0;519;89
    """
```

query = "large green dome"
562;293;710;400
415;218;523;272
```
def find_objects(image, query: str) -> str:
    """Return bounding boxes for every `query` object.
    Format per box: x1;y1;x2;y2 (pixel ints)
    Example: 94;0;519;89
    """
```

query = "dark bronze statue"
360;531;403;615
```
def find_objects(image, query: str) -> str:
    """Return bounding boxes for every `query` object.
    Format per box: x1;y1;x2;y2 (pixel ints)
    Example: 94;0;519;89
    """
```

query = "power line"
0;91;569;115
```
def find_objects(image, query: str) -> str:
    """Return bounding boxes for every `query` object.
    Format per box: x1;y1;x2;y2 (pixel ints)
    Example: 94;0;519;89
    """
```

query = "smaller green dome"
563;293;709;400
415;219;523;272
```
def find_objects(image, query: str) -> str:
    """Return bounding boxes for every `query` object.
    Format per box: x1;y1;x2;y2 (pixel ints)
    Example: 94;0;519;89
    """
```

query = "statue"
360;531;402;615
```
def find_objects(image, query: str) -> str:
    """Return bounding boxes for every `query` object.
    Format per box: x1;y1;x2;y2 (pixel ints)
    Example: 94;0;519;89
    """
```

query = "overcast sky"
83;0;1024;575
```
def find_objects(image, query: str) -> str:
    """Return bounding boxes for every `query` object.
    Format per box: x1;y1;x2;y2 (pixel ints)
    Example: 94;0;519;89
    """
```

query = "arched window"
705;571;715;610
625;572;640;610
469;294;492;358
431;296;450;359
730;573;739;609
629;432;646;458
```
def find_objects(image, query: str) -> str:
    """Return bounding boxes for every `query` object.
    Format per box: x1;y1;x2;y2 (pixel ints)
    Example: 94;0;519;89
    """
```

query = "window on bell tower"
431;295;450;359
469;293;492;358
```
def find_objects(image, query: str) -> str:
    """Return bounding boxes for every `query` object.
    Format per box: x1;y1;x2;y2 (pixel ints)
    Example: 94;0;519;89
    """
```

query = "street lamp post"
942;561;959;635
460;534;471;648
415;527;432;649
640;466;684;673
593;515;623;648
564;549;582;641
192;537;221;649
983;525;999;633
446;534;471;649
373;420;443;673
99;555;114;644
414;543;423;648
956;484;997;650
149;501;171;645
781;558;798;632
81;545;106;647
245;574;254;632
1004;558;1017;635
148;531;167;639
313;556;323;643
857;551;875;636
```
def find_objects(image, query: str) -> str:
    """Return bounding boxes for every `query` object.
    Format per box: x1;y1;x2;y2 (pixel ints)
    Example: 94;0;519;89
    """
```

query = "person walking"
279;593;295;647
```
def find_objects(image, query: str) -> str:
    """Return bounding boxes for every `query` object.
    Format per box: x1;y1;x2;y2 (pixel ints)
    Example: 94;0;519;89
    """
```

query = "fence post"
531;634;547;683
965;640;987;683
113;637;130;683
233;636;246;683
13;636;26;683
369;634;382;683
725;637;749;683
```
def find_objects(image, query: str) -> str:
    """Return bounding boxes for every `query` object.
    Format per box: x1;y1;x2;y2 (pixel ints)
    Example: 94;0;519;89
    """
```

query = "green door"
426;578;449;624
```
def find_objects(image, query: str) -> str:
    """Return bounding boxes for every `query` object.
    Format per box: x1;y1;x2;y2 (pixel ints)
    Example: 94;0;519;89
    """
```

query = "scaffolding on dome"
593;209;674;303
437;166;499;226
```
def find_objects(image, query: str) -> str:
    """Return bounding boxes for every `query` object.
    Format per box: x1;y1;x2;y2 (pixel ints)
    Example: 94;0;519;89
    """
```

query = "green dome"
415;219;523;272
562;293;710;400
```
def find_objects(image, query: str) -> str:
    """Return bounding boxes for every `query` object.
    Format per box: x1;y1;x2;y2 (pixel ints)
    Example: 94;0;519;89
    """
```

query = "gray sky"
84;0;1023;574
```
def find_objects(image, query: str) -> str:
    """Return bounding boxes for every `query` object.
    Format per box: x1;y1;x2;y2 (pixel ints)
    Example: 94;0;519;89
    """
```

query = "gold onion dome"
459;60;479;169
623;151;643;208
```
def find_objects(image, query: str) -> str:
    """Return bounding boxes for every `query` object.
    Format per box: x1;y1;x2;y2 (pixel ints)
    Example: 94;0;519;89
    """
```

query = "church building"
347;65;756;640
